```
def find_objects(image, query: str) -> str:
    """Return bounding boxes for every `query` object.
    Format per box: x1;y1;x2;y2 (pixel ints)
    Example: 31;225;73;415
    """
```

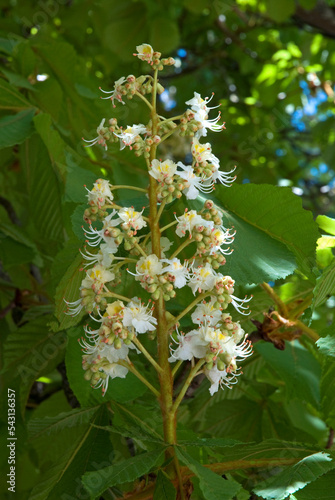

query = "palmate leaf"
0;108;36;148
192;439;319;471
153;470;176;500
213;184;319;283
295;469;335;499
253;451;335;500
21;134;64;251
27;405;114;500
311;259;335;311
176;448;242;500
0;77;32;110
316;326;335;358
182;183;319;285
1;316;66;410
255;340;321;406
320;359;335;428
82;447;166;499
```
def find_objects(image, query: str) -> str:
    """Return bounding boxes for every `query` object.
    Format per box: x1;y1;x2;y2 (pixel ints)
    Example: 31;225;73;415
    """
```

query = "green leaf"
28;406;100;439
109;402;164;443
253;452;335;500
298;0;317;10
153;470;177;500
317;215;335;236
0;231;36;267
316;334;335;358
295;469;335;499
54;253;85;330
150;18;180;53
321;361;335;428
82;448;166;499
312;260;335;310
211;184;319;283
28;405;113;500
1;68;36;91
265;0;296;22
0;108;35;148
0;77;31;109
33;113;66;180
255;341;321;406
178;438;241;448
1;316;66;411
176;448;242;500
21;134;64;250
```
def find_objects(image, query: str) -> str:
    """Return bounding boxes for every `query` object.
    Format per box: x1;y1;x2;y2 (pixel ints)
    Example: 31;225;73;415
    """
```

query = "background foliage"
0;0;334;499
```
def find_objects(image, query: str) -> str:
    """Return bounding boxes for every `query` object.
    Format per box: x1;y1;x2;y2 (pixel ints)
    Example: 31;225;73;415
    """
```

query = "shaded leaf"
0;77;31;109
312;259;335;310
153;470;176;500
255;340;321;405
0;108;35;148
253;452;335;500
82;448;166;499
176;448;242;500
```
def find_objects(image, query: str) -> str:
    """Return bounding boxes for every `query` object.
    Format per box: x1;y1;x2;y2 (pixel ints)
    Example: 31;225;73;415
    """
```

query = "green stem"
295;319;320;341
132;336;163;373
155;199;167;225
118;360;160;397
172;359;183;378
134;242;148;258
169;293;209;327
135;91;153;110
111;185;148;193
261;282;288;316
172;360;205;414
148;69;176;466
160;122;183;143
101;291;131;302
160;220;178;233
170;238;194;259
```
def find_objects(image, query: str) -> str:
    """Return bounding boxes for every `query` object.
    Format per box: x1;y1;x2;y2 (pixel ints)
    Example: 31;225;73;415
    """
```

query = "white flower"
194;108;225;138
210;165;237;187
80;243;117;268
118;207;147;232
177;162;214;199
161;258;189;288
169;329;208;362
83;118;109;150
123;297;157;333
99;77;126;107
114;124;147;150
81;265;115;293
175;210;210;238
208;227;235;256
84;210;121;250
186;92;218;114
191;298;222;326
206;364;238;395
191;137;218;166
188;263;217;295
134;43;154;63
135;254;163;279
149;159;177;182
86;178;114;207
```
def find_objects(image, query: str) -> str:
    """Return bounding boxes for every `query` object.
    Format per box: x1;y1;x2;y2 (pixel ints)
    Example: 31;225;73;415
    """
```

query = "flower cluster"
67;43;253;397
